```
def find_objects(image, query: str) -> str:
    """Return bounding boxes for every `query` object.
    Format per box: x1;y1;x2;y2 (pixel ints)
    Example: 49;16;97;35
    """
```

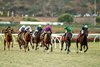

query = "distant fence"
20;21;63;25
0;33;100;48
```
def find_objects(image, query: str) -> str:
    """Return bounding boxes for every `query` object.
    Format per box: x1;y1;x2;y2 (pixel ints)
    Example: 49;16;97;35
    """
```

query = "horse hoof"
28;49;30;51
67;52;69;54
80;49;82;51
20;48;22;50
32;46;34;49
77;51;79;53
12;46;13;48
65;49;67;51
84;51;87;53
4;49;6;51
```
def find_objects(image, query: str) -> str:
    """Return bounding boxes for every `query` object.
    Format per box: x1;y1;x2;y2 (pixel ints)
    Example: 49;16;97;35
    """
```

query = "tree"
96;16;100;24
57;13;73;24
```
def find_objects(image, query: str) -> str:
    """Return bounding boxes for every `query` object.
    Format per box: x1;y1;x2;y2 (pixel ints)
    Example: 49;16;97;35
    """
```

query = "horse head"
83;29;88;36
7;29;12;37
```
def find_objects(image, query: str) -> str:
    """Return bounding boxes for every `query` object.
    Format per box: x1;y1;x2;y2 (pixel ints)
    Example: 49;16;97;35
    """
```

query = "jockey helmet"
84;25;88;28
22;25;25;28
38;25;42;27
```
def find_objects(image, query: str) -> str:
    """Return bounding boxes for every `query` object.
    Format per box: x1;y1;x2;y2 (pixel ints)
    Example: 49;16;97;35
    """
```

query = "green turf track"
0;42;100;67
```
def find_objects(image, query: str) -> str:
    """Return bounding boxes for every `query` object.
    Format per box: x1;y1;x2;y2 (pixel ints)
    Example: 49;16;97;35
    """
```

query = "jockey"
64;26;72;35
43;24;52;36
78;25;88;38
25;26;32;34
18;25;26;37
33;25;43;37
35;25;43;33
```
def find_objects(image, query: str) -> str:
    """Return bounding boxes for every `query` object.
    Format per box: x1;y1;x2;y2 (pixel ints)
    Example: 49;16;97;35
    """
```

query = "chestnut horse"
4;29;13;50
76;29;88;53
42;32;53;52
61;32;72;54
24;31;34;52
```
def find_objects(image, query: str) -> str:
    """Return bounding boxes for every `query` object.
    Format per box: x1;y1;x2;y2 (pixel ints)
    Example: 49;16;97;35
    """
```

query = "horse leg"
4;40;6;50
50;43;53;52
24;42;28;52
61;40;64;51
76;39;79;53
26;42;30;51
7;42;10;50
30;41;34;49
18;39;22;49
30;38;34;49
67;41;70;54
84;44;88;53
35;42;38;50
45;44;49;50
80;44;82;51
65;42;67;51
11;40;13;48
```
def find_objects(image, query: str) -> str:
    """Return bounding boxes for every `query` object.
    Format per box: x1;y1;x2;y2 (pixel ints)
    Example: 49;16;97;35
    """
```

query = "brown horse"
76;29;88;53
4;29;13;50
61;32;72;54
17;32;25;50
32;31;42;50
42;32;53;52
24;31;34;52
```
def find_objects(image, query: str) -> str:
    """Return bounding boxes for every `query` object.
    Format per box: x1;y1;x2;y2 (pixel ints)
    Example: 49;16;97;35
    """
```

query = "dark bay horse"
24;31;34;52
42;32;53;52
61;32;72;54
4;29;13;50
32;31;42;50
76;30;88;53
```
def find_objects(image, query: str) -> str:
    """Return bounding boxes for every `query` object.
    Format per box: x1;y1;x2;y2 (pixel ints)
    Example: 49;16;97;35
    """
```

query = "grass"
0;42;100;67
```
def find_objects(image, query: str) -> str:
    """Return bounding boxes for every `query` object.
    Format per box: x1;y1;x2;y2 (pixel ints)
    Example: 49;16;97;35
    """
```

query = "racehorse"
61;32;72;54
17;32;25;50
42;32;53;52
3;29;13;50
24;31;34;52
32;31;42;50
76;29;88;53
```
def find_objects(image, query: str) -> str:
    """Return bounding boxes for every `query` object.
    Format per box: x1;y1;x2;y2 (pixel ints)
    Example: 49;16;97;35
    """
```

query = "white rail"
0;33;100;48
